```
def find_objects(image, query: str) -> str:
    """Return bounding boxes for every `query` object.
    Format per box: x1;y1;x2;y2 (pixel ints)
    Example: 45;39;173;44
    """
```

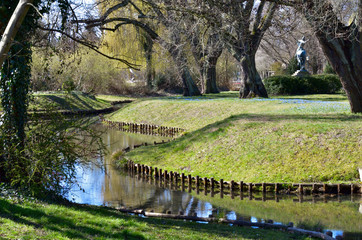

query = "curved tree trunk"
205;56;220;94
239;55;268;98
314;33;362;113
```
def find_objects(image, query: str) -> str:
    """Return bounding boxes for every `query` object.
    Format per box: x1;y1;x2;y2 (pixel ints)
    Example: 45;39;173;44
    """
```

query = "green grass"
96;94;136;102
30;91;111;111
104;92;361;183
0;195;315;240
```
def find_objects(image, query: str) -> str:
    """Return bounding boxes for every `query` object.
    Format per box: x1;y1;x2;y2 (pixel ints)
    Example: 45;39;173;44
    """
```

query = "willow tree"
97;0;156;89
267;0;362;113
84;0;201;96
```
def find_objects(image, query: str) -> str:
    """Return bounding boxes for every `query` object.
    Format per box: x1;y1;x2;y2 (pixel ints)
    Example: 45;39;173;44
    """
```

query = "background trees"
267;0;362;113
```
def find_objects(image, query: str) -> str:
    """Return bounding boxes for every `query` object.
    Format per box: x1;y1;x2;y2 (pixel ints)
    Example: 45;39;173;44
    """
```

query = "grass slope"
31;91;111;111
0;196;314;240
105;93;362;183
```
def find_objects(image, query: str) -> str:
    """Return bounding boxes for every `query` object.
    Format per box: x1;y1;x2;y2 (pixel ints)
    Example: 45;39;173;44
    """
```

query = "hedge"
263;74;342;95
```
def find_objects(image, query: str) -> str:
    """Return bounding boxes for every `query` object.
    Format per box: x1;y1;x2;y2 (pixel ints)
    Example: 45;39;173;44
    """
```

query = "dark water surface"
67;124;362;240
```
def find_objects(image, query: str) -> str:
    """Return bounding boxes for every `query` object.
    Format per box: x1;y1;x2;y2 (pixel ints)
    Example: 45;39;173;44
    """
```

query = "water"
68;124;362;240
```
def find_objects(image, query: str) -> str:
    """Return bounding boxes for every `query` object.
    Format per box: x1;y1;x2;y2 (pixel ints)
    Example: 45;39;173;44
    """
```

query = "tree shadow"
0;198;298;239
0;199;145;239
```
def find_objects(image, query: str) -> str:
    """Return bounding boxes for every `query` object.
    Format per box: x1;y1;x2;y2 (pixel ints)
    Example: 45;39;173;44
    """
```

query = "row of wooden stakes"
102;119;184;137
125;160;362;195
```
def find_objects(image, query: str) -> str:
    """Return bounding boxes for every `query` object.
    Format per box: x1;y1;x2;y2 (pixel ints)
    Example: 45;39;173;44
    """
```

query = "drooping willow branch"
38;26;141;69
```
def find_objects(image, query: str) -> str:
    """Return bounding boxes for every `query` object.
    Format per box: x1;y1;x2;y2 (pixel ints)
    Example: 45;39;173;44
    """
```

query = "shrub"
285;57;299;75
263;74;342;95
323;62;336;74
0;104;105;197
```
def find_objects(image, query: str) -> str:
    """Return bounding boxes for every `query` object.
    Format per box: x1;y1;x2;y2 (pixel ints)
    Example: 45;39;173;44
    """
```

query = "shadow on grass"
0;199;299;240
0;199;145;239
42;95;72;110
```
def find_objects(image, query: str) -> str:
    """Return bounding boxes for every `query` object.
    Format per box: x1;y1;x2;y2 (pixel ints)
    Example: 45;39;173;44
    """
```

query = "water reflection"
68;125;362;240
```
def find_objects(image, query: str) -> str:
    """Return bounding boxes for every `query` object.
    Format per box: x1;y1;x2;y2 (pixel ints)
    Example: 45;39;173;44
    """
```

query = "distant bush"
263;74;342;95
285;57;299;75
323;62;336;74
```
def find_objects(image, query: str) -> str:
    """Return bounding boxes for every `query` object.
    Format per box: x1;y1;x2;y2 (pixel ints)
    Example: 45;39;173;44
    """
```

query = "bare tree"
192;1;278;98
267;0;362;113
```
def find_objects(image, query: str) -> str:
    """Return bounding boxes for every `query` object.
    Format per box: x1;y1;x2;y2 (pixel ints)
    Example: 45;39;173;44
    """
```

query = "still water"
67;124;362;240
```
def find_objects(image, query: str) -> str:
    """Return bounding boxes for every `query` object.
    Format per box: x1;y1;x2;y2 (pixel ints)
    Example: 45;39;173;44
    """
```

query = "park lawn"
30;91;111;111
0;195;315;240
105;92;362;183
96;94;136;102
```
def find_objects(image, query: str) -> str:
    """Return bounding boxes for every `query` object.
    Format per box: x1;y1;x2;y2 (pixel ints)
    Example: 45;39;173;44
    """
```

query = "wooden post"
154;167;158;178
181;173;185;190
220;179;224;193
299;184;303;194
248;183;253;193
231;180;235;191
196;176;200;190
312;183;317;194
275;183;279;193
337;184;341;194
240;181;244;193
262;183;266;193
211;178;215;190
188;175;192;187
150;167;153;178
175;173;178;186
351;183;354;195
170;171;173;182
164;170;168;180
159;169;163;180
323;183;327;193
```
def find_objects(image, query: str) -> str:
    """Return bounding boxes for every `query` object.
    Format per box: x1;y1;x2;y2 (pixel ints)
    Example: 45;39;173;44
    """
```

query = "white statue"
296;36;307;71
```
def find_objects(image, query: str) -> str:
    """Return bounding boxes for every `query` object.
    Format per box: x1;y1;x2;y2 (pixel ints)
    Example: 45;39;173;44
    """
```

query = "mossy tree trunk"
205;54;221;94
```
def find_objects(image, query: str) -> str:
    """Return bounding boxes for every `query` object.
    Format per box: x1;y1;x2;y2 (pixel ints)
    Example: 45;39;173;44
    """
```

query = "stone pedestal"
292;69;310;77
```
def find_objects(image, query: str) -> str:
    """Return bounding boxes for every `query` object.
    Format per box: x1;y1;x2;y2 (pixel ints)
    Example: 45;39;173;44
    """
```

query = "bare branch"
38;26;141;69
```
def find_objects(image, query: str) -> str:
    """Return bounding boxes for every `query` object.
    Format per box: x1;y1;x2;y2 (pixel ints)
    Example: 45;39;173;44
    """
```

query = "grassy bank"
0;194;314;240
30;91;111;111
105;93;362;183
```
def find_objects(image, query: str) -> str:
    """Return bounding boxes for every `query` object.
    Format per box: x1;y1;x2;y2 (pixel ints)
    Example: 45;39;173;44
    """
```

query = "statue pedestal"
292;70;310;77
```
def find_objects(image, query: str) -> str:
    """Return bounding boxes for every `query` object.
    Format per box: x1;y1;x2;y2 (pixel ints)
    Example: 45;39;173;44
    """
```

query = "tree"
82;0;202;96
267;0;362;113
198;0;278;98
190;24;223;94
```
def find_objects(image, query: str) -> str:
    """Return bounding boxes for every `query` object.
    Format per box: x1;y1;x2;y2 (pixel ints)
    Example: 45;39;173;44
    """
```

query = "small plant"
62;78;76;93
323;62;336;74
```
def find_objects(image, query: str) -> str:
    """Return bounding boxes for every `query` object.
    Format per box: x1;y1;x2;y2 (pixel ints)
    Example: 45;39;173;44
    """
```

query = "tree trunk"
169;48;201;96
313;29;362;113
239;54;268;98
205;56;220;94
181;65;202;96
145;49;153;90
0;0;33;67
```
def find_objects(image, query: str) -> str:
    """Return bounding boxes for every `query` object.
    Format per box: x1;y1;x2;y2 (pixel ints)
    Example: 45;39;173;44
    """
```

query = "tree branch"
38;26;141;69
0;0;34;67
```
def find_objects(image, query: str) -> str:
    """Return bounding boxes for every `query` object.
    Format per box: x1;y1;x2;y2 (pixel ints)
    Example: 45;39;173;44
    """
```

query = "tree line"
0;0;361;195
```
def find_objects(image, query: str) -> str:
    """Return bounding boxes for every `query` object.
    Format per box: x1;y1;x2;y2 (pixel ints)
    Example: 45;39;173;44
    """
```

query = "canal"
67;124;362;240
